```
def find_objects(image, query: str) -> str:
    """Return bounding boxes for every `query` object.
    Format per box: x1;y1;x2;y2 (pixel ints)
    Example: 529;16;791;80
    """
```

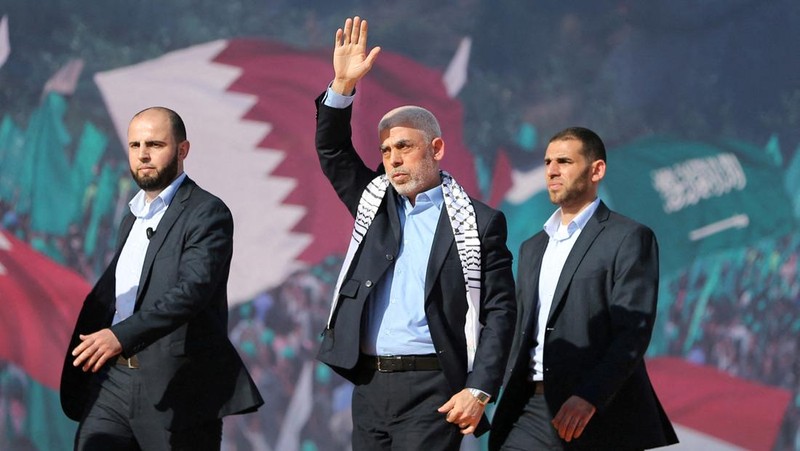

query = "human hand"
551;395;596;442
71;328;123;373
437;389;486;435
331;16;381;95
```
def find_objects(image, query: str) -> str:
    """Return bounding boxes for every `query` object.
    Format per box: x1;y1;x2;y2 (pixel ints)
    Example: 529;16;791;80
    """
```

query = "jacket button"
365;280;373;288
386;254;394;261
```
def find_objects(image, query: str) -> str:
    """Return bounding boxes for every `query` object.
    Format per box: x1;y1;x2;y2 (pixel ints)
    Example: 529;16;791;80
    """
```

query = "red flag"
0;229;88;389
648;357;792;450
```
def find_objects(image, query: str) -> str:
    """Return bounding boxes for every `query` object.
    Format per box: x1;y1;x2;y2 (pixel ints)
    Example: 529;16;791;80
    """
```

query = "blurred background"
1;1;799;450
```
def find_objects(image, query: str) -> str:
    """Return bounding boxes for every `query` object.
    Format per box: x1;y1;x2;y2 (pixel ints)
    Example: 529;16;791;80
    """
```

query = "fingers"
357;16;367;46
365;46;382;67
551;396;595;442
342;17;353;45
437;398;454;413
572;417;587;439
555;416;582;442
338;16;368;47
334;28;343;48
71;330;122;373
440;390;485;436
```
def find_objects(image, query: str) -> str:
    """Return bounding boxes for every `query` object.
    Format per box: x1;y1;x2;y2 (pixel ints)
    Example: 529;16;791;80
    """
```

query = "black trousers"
74;364;222;451
351;366;462;451
496;381;645;451
497;381;563;451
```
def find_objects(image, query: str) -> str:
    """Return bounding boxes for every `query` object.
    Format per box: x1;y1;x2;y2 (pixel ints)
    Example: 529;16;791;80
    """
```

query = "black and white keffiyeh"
326;171;482;370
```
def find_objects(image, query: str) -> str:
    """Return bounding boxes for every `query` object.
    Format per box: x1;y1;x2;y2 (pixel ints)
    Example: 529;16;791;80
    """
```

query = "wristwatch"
468;388;491;406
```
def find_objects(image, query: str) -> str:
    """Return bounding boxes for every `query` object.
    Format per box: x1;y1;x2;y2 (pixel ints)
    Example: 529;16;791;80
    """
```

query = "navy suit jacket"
491;201;678;450
60;177;263;431
314;96;517;436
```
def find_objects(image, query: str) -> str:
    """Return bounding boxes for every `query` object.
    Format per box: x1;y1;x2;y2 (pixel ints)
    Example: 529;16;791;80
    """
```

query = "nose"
137;146;150;161
546;162;559;177
389;149;402;167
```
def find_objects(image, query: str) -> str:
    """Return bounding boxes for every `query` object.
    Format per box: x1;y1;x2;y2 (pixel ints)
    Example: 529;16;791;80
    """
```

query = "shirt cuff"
323;83;355;109
467;387;491;405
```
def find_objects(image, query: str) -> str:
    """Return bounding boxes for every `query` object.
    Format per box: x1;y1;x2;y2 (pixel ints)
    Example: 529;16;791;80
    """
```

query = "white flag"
0;16;10;69
442;36;472;98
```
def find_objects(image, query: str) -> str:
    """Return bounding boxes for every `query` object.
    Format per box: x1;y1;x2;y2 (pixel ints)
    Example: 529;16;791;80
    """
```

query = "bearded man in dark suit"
61;107;263;451
314;17;517;451
490;127;678;450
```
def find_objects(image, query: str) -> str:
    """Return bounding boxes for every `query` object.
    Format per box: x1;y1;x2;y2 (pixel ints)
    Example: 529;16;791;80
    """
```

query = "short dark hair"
133;106;187;143
549;127;606;162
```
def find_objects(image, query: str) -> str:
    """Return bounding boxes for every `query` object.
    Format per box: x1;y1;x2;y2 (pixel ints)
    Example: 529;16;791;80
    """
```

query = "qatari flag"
95;39;485;306
0;229;88;389
648;357;792;450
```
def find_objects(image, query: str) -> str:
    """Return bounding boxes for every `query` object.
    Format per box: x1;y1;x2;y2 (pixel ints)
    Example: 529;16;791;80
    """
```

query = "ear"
178;140;190;161
431;137;445;161
592;159;606;182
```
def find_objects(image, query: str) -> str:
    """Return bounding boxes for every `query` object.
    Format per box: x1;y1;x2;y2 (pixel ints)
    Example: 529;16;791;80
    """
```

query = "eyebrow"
129;140;167;147
381;138;414;151
544;156;575;163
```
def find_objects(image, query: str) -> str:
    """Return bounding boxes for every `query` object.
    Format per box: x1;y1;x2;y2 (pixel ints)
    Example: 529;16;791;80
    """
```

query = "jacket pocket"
339;279;360;299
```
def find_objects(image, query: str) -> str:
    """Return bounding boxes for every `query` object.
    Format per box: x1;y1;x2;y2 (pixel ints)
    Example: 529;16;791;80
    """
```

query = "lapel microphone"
146;227;155;240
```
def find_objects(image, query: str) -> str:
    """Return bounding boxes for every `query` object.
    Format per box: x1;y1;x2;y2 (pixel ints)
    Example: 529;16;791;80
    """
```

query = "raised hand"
332;16;381;95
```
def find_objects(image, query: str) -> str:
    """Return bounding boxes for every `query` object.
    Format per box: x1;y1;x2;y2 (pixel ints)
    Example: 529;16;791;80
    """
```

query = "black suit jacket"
60;177;263;431
314;96;516;435
490;201;678;450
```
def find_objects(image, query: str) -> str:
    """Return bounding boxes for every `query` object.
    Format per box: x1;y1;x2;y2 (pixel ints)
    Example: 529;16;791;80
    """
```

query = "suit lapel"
116;214;136;253
386;188;402;246
424;207;455;302
546;202;610;325
522;233;549;337
135;178;193;303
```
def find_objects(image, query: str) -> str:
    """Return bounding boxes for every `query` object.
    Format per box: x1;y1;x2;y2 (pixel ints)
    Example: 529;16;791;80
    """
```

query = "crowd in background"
2;1;800;449
658;232;800;449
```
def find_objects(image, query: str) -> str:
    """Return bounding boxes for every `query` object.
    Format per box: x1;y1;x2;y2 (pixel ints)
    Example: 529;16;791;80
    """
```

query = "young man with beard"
489;127;678;450
314;17;516;450
60;107;263;450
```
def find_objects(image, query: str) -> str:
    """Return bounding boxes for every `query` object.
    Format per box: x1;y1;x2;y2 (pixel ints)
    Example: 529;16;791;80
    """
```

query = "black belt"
116;355;140;369
362;354;440;372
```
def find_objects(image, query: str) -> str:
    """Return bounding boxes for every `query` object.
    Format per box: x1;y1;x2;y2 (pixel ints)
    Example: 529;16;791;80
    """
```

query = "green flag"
785;142;800;219
21;93;75;235
70;122;108;224
604;136;797;275
0;115;25;202
83;161;118;256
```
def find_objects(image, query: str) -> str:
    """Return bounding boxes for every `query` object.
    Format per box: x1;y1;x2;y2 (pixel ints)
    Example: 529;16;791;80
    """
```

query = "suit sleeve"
574;225;660;410
465;209;517;398
111;199;233;356
314;93;380;215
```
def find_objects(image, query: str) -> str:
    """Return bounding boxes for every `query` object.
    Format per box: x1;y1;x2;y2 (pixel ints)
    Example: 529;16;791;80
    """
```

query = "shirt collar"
128;172;187;219
543;197;601;240
399;183;444;213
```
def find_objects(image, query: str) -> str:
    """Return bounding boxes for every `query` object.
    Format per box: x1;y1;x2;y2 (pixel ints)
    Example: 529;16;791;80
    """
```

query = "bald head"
132;106;187;144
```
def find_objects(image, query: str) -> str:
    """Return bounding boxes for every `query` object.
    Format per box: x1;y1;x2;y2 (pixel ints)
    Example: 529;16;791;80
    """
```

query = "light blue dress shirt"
362;186;443;356
113;172;187;325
